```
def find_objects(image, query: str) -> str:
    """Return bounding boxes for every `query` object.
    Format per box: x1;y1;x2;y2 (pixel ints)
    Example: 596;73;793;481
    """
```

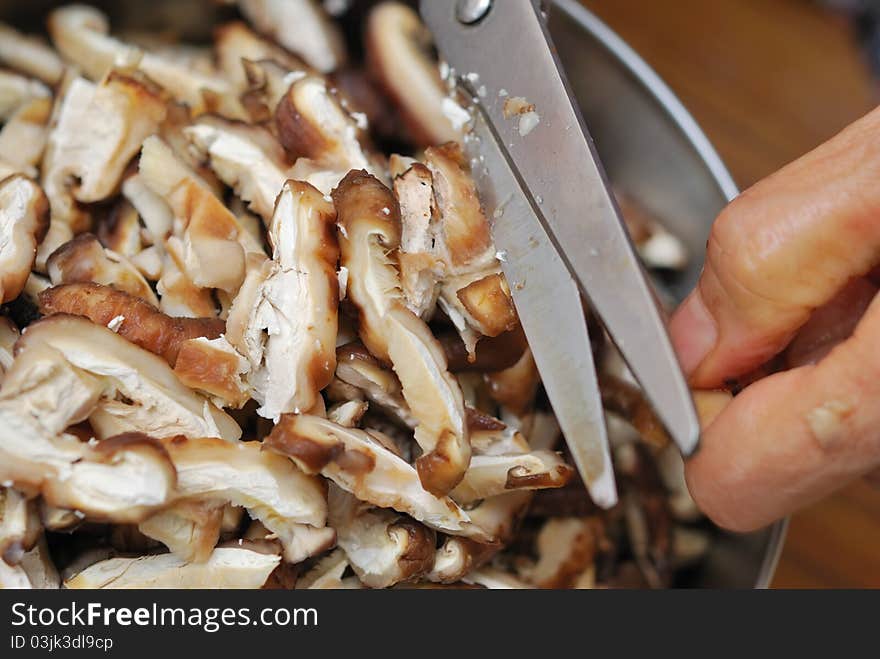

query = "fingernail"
670;289;717;375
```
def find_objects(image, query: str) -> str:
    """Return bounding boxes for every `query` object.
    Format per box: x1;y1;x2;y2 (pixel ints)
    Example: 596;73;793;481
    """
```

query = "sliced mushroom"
393;163;441;318
519;517;600;589
226;181;339;420
241;58;308;123
157;237;219;318
427;536;495;584
139;136;246;293
215;21;308;91
96;199;143;258
161;435;329;563
277;75;385;192
265;414;491;542
0;23;64;85
485;347;540;416
14;314;240;442
0;96;51;175
44;70;167;205
46;234;159;306
121;173;173;247
334;343;415;427
185;116;290;224
18;536;60;589
461;566;532;590
333;170;469;496
173;337;251;408
615;190;688;271
365;3;462;147
296;548;361;589
0;175;49;303
327;399;369;428
450;451;572;505
48;5;243;118
600;373;671;449
0;70;49;121
238;0;347;73
39;283;225;368
64;547;281;589
328;485;435;588
0;487;40;565
139;499;225;564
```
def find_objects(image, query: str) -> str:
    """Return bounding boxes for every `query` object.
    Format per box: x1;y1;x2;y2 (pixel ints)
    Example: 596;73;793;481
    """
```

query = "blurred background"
579;0;880;587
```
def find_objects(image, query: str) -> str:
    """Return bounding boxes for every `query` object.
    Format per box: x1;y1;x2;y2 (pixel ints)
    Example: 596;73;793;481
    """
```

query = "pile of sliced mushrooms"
0;0;710;590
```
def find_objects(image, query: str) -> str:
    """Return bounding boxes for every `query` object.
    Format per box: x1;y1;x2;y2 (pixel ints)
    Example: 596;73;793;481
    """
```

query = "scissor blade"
422;0;700;455
467;106;617;508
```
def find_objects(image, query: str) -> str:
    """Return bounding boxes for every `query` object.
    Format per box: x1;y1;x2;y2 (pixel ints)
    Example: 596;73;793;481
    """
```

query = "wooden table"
580;0;880;587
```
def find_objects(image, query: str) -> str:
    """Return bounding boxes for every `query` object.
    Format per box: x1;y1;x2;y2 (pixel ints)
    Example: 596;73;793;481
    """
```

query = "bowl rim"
552;0;788;589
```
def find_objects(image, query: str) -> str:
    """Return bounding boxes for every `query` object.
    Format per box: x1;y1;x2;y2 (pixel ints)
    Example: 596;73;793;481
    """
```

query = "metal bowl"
548;0;786;587
0;0;786;588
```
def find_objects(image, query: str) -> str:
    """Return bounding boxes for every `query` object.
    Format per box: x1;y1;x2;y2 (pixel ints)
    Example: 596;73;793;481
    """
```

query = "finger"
684;292;880;532
670;106;880;388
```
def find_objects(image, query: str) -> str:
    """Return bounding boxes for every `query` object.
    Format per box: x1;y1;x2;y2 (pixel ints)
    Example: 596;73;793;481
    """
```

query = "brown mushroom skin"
457;272;518;337
0;175;49;303
38;282;226;367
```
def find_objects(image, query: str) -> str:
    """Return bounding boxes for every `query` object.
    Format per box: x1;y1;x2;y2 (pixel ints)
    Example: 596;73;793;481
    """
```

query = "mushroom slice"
0;487;40;565
333;171;469;496
173;337;251;408
0;70;49;121
64;547;280;589
600;373;671;449
393;163;441;318
276;75;385;192
0;175;49;304
139;136;246;293
0;23;63;85
452;272;518;337
138;499;225;564
365;2;462;147
296;548;361;589
0;96;51;174
16;314;240;441
266;414;491;542
327;399;369;428
184;116;290;224
46;234;159;306
462;566;532;590
427;536;496;584
18;536;60;589
520;517;600;589
122;174;173;247
485;347;541;416
39;283;226;368
215;21;308;91
241;58;307;122
238;0;346;73
334;343;415;428
97;199;143;258
48;5;243;118
450;452;572;505
44;71;167;205
328;485;435;588
615;191;688;270
227;181;339;420
160;436;328;563
157;237;219;318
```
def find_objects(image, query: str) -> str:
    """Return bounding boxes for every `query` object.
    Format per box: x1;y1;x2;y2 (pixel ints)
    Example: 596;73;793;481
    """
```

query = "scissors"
421;0;700;508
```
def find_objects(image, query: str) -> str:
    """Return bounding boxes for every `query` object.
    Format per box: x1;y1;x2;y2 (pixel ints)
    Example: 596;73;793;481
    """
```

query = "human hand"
669;107;880;532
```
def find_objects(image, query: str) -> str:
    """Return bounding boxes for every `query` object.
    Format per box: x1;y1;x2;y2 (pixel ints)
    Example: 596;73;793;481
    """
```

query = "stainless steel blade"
422;0;700;455
466;106;617;508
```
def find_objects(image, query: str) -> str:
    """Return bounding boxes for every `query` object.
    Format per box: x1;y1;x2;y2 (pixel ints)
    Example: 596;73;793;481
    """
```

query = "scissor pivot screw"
456;0;492;25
